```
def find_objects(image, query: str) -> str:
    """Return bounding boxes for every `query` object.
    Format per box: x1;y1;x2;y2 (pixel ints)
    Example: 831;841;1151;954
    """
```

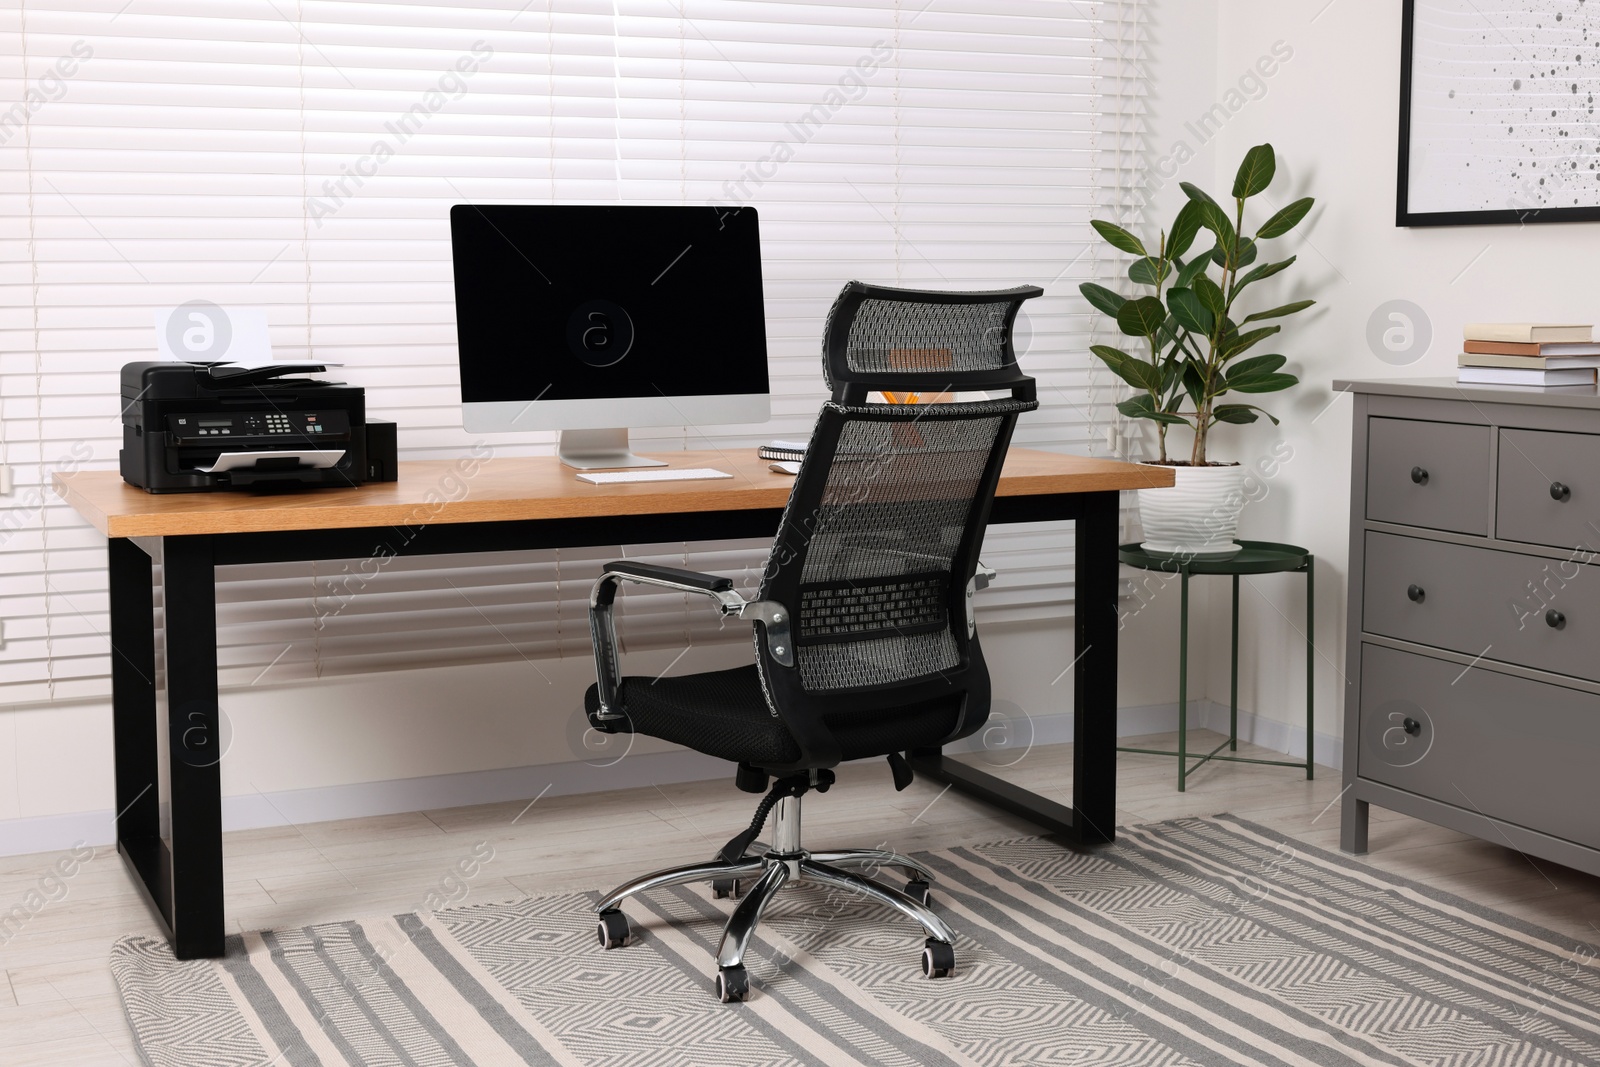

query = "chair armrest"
588;563;757;723
597;561;734;596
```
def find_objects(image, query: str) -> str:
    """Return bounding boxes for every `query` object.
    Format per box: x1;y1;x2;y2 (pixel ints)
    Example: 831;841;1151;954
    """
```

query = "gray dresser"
1338;377;1600;877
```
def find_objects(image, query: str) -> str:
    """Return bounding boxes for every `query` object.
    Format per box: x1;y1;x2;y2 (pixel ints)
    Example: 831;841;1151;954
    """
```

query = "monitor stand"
557;428;668;470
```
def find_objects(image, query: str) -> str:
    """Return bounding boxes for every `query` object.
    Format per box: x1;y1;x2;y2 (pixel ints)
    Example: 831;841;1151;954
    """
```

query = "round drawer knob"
1551;481;1572;502
1407;584;1425;603
1546;609;1566;629
1402;717;1421;736
1410;466;1429;485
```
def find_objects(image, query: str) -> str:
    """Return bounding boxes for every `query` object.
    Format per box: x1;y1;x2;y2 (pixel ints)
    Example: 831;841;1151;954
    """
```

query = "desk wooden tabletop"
54;448;1174;538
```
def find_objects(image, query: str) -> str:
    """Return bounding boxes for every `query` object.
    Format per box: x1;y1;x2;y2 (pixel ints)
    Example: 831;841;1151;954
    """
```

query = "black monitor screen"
450;205;768;403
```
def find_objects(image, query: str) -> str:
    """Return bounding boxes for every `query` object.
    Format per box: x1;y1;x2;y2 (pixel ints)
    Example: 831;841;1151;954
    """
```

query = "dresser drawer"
1366;418;1490;534
1363;531;1600;683
1358;644;1600;850
1497;428;1600;550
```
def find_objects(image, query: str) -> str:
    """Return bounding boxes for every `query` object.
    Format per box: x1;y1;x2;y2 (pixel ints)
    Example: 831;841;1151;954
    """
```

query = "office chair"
583;280;1042;1002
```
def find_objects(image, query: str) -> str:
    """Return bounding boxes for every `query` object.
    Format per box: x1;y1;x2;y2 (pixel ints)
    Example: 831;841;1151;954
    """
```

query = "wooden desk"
56;448;1171;959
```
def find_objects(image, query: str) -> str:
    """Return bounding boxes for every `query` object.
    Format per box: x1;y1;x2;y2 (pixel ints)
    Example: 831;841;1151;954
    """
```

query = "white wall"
1183;1;1600;747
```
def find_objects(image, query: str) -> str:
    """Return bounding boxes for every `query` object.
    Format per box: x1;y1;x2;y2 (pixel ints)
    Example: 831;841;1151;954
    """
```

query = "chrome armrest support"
588;568;794;722
966;562;998;637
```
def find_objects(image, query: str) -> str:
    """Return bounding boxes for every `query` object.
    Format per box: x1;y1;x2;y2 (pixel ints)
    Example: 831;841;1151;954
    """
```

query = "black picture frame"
1397;0;1600;227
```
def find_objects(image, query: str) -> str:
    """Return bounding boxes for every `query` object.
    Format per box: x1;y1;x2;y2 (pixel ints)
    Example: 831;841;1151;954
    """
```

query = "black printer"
120;361;397;493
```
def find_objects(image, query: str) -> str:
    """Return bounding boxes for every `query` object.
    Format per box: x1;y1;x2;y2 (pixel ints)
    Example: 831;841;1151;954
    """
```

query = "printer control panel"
167;410;350;442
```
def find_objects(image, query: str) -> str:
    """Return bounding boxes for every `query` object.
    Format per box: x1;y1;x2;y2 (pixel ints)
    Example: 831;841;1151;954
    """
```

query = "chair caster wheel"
712;877;742;900
716;965;749;1002
921;939;955;979
904;879;932;906
596;909;630;950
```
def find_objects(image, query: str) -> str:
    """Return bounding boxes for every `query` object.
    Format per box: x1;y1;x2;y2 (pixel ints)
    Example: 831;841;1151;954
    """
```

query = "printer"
119;361;398;493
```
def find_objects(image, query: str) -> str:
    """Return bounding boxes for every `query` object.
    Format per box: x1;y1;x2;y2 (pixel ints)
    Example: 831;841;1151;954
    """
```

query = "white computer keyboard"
576;467;733;485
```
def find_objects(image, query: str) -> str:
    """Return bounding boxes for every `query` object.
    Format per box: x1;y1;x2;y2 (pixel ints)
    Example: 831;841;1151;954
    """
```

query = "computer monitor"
450;204;771;468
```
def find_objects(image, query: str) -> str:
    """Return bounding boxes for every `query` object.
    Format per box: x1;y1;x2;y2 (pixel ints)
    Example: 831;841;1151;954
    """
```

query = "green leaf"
1160;358;1185;394
1225;354;1288;382
1232;143;1276;198
1221;324;1280;359
1117;393;1191;426
1121;358;1165;392
1215;239;1257;269
1154;312;1183;351
1116;295;1167;337
1211;404;1281;426
1176;255;1211;288
1079;282;1126;318
1166;287;1213;334
1192;274;1225;318
1093;345;1161;391
1179;181;1219;209
1089;344;1131;371
1129;257;1164;286
1194;203;1237;247
1240;299;1316;325
1182;360;1206;411
1256;196;1314;239
1168;201;1204;259
1225;371;1299;394
1233;256;1296;294
1091;219;1146;257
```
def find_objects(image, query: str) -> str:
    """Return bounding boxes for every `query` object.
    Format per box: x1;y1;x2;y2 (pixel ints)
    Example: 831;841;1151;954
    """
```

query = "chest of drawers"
1338;378;1600;877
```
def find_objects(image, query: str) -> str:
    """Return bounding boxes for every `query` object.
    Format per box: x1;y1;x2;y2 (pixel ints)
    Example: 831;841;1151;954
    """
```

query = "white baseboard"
0;702;1341;860
945;699;1342;773
0;748;727;860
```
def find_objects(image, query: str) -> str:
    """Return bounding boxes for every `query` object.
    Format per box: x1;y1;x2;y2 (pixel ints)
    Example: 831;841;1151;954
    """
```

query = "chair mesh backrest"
839;298;1013;378
770;401;1027;693
759;282;1040;703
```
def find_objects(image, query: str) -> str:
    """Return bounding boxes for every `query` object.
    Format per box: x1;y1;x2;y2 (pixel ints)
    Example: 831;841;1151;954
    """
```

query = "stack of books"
1458;323;1600;387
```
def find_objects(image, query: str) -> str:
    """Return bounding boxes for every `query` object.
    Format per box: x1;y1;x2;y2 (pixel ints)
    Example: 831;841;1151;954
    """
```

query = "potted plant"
1080;142;1314;557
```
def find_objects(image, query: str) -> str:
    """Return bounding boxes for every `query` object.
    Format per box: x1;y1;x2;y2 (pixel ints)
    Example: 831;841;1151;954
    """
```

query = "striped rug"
111;816;1600;1066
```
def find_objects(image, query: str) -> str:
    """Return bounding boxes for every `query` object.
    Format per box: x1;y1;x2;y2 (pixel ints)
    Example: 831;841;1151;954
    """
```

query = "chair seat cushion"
584;665;802;766
584;664;970;769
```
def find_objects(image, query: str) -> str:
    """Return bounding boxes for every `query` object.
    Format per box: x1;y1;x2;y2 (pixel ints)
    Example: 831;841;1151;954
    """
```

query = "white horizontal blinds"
614;0;1146;621
203;538;767;688
1089;1;1150;475
0;0;1144;704
0;3;118;706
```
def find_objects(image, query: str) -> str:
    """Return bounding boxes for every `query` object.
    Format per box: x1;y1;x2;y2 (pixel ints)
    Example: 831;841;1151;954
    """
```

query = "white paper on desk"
198;450;345;473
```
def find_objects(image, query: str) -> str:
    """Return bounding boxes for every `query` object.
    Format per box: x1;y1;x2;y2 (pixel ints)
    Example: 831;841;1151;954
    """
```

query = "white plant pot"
1137;463;1246;558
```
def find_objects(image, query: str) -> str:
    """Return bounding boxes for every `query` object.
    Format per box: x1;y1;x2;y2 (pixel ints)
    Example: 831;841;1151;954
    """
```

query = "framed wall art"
1398;0;1600;226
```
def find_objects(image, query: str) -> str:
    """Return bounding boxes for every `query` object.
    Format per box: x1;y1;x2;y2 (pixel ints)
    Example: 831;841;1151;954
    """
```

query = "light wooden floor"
3;730;1597;1065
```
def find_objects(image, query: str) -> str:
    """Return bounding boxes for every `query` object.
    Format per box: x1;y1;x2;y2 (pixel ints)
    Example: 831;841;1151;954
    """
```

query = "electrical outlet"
0;465;11;496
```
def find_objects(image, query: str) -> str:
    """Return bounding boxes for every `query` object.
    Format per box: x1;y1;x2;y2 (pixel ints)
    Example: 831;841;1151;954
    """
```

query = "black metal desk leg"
904;490;1120;845
109;538;165;914
1070;490;1120;844
162;535;226;959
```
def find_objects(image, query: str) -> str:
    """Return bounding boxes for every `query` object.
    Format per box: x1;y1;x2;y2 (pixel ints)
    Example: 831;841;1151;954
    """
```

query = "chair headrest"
821;281;1043;402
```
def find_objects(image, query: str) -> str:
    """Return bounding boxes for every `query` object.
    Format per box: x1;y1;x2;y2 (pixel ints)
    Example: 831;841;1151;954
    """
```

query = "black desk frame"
109;491;1121;958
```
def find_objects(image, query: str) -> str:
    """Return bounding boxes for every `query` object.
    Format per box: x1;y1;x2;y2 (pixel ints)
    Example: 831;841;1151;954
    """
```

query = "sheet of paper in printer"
153;304;340;367
198;451;346;473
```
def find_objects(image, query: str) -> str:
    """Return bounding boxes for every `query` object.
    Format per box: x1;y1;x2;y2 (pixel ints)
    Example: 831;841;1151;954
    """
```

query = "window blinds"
0;0;1146;704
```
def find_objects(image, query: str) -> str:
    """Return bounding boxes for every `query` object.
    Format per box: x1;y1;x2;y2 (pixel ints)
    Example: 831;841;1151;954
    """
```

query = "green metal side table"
1117;540;1314;791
